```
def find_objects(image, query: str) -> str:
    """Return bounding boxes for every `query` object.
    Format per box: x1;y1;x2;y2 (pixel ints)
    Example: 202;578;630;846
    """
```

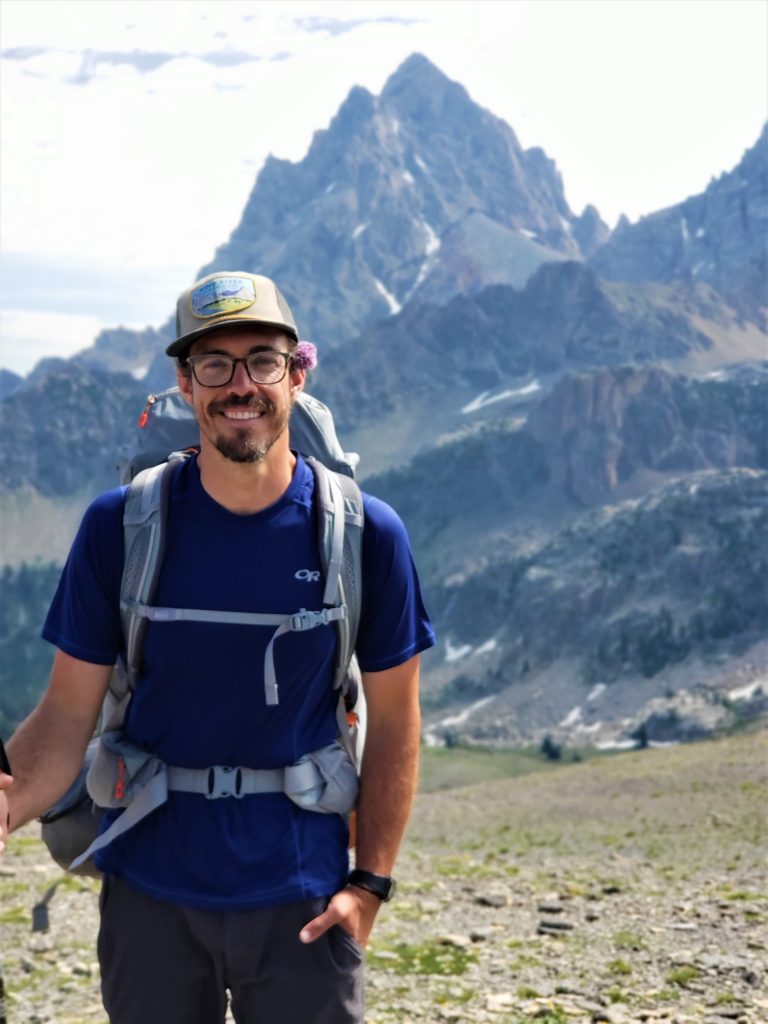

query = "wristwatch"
348;868;397;902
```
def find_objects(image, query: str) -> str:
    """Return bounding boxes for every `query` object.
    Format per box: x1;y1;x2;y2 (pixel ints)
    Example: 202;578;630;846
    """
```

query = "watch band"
348;868;397;902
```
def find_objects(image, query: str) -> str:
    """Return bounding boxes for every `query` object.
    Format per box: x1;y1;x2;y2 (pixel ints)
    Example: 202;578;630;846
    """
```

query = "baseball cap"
167;272;299;358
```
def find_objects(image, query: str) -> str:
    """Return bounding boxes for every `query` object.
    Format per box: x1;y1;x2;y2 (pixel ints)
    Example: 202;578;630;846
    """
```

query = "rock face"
589;125;768;323
199;53;603;346
525;365;767;505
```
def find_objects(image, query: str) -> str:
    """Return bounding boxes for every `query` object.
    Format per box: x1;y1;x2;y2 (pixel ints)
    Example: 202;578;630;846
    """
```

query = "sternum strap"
121;601;347;705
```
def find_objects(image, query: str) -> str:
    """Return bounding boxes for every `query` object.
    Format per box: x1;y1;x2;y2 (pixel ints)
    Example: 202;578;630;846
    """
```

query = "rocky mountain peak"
382;51;451;90
572;204;611;257
196;53;589;347
380;51;475;121
327;83;377;135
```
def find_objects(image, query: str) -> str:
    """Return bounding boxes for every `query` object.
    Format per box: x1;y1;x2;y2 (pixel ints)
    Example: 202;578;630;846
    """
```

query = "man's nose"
229;358;256;390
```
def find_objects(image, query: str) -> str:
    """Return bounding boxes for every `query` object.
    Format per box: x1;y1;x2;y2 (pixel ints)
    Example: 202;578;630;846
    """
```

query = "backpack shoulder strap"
118;459;179;687
306;458;364;690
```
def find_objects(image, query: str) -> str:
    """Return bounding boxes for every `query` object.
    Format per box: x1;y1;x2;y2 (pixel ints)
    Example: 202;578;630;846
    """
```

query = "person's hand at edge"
299;884;380;948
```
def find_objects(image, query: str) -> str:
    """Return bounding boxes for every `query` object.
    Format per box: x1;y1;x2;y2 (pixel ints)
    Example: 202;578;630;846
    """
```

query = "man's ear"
290;365;306;399
177;364;194;406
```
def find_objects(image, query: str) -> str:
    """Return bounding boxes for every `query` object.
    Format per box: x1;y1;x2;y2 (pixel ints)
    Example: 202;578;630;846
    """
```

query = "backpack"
39;387;365;877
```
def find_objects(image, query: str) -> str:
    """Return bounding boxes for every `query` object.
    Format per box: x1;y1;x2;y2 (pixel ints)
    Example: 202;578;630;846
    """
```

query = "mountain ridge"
590;124;768;323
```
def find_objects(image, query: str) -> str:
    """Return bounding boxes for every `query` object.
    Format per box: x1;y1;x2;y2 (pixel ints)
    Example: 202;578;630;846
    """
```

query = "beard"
214;436;274;463
208;395;290;464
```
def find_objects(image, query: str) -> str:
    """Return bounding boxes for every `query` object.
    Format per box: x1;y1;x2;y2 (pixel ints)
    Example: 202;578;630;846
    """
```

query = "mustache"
210;395;276;415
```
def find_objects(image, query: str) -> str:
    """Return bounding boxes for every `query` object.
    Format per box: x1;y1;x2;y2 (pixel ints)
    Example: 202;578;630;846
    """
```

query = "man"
0;272;435;1023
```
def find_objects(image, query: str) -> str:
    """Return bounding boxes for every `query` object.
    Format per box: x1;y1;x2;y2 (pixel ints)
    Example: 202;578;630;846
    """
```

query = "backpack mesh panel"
121;525;155;673
341;531;361;640
122;528;153;603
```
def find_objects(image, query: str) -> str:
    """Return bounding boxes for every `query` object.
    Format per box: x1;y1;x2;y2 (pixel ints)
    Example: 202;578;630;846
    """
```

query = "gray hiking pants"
98;875;365;1024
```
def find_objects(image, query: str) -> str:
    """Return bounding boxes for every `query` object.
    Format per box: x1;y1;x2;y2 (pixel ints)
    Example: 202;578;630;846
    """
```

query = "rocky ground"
1;731;765;1024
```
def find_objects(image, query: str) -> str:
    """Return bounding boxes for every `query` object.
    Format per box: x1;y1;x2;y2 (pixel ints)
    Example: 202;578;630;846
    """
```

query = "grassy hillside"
1;731;765;1023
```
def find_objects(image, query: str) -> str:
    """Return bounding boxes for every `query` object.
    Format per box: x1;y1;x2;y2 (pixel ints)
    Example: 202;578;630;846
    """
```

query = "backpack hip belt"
69;736;359;872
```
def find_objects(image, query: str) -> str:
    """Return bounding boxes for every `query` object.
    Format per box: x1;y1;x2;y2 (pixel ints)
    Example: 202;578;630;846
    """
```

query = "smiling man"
0;271;435;1024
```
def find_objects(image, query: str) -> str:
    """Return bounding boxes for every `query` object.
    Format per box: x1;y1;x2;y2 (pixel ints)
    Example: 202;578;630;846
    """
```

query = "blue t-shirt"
43;456;435;910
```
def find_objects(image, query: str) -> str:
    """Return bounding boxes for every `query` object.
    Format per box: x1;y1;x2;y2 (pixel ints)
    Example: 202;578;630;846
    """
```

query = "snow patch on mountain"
445;638;473;663
373;277;401;315
560;705;583;728
402;219;442;303
462;381;541;414
435;696;496;730
475;638;498;656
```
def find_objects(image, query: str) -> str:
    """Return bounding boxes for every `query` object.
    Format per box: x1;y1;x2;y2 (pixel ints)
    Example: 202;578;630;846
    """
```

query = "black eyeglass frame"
184;351;292;388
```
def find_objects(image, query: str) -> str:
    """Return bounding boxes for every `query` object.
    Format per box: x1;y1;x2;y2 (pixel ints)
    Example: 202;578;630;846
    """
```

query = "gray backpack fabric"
40;391;365;877
118;386;359;483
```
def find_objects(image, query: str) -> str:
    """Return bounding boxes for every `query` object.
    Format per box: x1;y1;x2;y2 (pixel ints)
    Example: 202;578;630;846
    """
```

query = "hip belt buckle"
206;766;244;799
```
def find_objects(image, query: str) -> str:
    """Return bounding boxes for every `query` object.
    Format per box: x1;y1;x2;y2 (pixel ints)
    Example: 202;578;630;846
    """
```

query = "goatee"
215;436;274;463
210;395;288;464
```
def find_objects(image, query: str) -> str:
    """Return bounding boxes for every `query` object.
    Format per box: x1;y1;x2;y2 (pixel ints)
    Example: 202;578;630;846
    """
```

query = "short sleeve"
355;494;436;673
42;487;126;665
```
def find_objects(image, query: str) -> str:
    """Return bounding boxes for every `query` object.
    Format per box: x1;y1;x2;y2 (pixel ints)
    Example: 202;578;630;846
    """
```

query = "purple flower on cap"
293;341;318;371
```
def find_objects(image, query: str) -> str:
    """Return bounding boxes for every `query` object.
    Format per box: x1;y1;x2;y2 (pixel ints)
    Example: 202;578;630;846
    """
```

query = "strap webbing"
122;601;347;706
166;760;320;798
70;770;168;871
124;604;287;627
323;473;346;607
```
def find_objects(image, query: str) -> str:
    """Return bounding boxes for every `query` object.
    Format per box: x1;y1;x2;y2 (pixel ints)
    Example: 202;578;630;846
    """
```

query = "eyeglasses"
185;350;292;388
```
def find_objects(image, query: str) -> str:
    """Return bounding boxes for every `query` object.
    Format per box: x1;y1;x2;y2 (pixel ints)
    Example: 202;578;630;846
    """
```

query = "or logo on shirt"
295;569;321;582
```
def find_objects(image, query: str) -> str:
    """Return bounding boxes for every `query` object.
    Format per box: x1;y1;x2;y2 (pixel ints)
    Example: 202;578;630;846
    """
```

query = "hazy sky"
1;0;766;375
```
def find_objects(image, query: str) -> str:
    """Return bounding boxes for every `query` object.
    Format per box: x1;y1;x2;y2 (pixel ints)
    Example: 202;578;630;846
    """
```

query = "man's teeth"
223;409;264;420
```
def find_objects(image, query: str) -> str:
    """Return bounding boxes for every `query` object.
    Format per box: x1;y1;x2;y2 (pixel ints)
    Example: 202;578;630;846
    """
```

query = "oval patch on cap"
190;276;256;319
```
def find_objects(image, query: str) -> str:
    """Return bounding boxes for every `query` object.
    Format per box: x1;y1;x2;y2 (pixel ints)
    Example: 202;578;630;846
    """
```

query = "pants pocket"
326;922;364;971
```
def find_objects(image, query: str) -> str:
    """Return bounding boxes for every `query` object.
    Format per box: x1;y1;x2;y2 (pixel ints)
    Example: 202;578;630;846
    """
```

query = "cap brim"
166;318;299;359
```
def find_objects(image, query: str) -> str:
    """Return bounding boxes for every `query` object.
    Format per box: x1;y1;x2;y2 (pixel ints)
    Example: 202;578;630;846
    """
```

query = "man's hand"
299;885;381;948
0;772;13;853
1;652;112;837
